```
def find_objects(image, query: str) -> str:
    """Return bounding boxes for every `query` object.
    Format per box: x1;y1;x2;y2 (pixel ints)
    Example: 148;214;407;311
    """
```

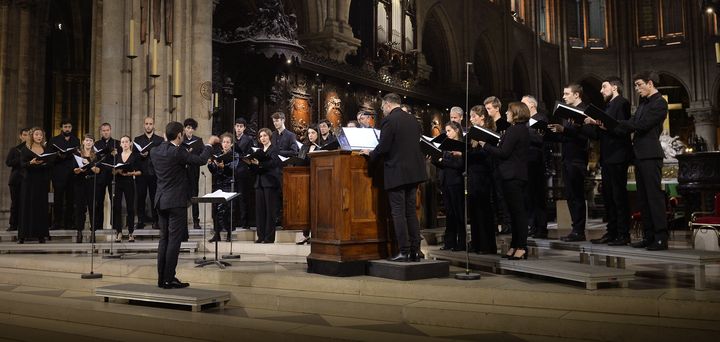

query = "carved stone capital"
300;25;361;63
686;107;717;125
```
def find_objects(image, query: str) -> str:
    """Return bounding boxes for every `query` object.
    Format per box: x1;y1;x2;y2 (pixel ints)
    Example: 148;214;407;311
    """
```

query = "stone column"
687;106;718;151
300;0;361;63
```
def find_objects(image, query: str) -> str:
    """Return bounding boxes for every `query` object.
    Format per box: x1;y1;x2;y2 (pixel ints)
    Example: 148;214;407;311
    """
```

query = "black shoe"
162;279;189;289
410;248;424;262
510;248;528;260
254;239;263;243
388;251;410;262
416;249;425;259
532;231;548;239
607;236;631;246
631;240;650;248
49;224;61;231
76;232;83;244
502;248;515;259
208;234;221;243
225;234;232;242
646;239;668;251
17;238;24;244
7;226;17;231
590;233;615;244
193;221;201;230
561;232;586;242
38;237;45;244
296;237;310;245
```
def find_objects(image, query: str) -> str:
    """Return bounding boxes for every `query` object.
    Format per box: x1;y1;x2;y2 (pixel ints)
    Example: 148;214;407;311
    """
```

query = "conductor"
152;121;218;289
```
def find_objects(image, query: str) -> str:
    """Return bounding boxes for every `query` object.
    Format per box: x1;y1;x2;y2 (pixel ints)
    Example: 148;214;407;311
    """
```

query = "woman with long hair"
72;134;102;243
479;102;530;260
467;106;497;254
112;135;142;242
18;127;51;244
432;121;466;251
245;128;282;244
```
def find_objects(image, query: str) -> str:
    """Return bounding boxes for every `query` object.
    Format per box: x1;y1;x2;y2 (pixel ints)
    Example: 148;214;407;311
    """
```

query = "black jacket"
467;143;494;196
271;129;300;158
545;102;589;165
151;141;213;210
133;133;164;176
208;150;239;189
48;134;81;184
483;123;529;181
183;136;204;181
5;142;24;186
250;144;282;189
234;133;255;177
528;112;549;164
369;107;428;190
432;151;464;187
615;92;667;160
580;96;633;165
93;137;121;184
318;133;337;147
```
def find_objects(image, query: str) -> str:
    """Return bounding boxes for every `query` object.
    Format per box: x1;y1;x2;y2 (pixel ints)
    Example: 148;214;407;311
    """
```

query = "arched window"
637;0;685;47
375;0;415;52
567;0;608;49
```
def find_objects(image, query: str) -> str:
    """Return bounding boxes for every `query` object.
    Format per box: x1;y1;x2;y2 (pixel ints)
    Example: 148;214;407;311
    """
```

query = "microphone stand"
82;160;102;279
223;108;241;260
195;171;209;264
104;147;123;259
455;61;481;280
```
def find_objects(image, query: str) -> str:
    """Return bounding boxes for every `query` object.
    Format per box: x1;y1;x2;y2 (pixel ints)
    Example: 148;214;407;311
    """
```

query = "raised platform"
498;259;636;290
95;283;230;312
366;259;449;281
0;241;198;253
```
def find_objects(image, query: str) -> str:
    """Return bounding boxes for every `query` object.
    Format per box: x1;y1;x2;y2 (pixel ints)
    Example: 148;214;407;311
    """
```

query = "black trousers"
189;174;200;222
212;184;232;234
157;206;186;283
73;176;102;231
526;160;548;234
634;158;668;242
469;189;496;253
112;177;136;234
503;179;528;249
255;186;278;242
493;171;512;227
601;162;630;238
562;162;587;234
387;183;421;252
442;184;465;249
8;182;20;229
52;178;74;229
231;176;249;229
135;174;158;227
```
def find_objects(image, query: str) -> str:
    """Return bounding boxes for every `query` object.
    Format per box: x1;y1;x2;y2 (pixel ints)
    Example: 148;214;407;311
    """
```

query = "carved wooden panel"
282;166;310;230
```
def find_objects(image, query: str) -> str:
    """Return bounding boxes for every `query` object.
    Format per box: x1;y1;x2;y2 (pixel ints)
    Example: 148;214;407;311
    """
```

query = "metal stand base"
455;272;481;280
102;254;123;259
81;272;103;279
221;254;240;259
195;260;231;269
194;257;208;264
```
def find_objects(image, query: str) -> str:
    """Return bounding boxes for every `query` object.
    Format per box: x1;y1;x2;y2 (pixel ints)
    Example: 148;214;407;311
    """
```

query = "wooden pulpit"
282;166;310;230
307;150;390;276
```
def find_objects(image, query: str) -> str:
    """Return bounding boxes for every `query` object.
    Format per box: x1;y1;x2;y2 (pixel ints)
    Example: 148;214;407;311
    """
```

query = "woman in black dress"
72;134;102;243
467;106;498;254
208;133;240;242
296;124;320;244
112;135;142;242
479;102;530;260
432;121;466;251
18;127;51;244
245;128;281;244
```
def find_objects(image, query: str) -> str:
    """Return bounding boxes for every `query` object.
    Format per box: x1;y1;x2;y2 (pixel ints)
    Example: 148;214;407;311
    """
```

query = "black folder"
553;102;588;122
211;151;234;164
584;104;619;131
183;138;203;152
133;141;154;153
420;139;443;160
438;137;466;152
467;125;500;145
34;151;58;162
52;144;77;154
318;139;340;151
100;162;133;171
242;148;271;162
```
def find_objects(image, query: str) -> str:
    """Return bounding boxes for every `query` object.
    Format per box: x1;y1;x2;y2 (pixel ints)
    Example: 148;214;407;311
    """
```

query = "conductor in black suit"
362;93;427;262
151;121;218;289
586;71;669;250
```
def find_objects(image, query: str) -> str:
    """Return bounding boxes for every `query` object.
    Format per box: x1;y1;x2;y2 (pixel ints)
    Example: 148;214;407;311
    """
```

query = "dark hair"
60;118;72;127
19;127;30;135
444;121;463;140
347;120;359;127
258;127;273;140
483;96;501;109
183;118;198;129
120;135;132;141
100;122;111;129
507;101;531;123
470;105;496;131
382;93;402;105
632;71;660;87
271;112;285;120
83;133;95;141
565;83;583;98
220;132;234;142
305;124;319;144
234;117;247;126
165;121;184;141
603;76;624;95
319;119;331;127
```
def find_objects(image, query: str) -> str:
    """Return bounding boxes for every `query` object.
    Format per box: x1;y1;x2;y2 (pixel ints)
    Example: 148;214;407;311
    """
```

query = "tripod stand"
193;192;239;269
82;163;102;279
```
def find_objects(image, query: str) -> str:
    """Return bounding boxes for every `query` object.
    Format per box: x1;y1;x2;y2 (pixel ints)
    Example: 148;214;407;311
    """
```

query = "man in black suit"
485;96;512;235
5;128;30;231
582;77;633;246
48;119;80;230
233;118;255;229
548;83;590;242
94;123;121;230
134;116;165;230
270;112;299;226
587;71;669;250
183;118;204;230
363;93;428;262
152;121;218;289
521;95;549;238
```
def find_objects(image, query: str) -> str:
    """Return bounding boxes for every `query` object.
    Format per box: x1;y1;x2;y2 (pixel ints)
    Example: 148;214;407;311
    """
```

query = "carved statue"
232;0;298;42
659;131;687;162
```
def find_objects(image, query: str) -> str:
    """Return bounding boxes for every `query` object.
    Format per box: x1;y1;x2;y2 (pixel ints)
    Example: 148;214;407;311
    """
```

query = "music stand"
191;191;239;269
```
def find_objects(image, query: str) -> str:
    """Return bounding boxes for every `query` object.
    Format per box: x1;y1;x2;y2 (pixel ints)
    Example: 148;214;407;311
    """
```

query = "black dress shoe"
416;249;425;260
510;248;528;260
646;240;668;251
296;237;310;245
607;236;631;246
225;234;232;242
630;240;650;248
388;252;410;262
254;239;263;243
208;234;221;243
590;233;615;244
162;279;189;289
193;221;201;230
17;238;24;244
561;232;586;242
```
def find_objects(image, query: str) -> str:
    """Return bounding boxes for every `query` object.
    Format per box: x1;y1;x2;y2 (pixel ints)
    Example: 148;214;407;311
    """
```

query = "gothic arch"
420;2;460;83
512;53;531;101
473;32;499;98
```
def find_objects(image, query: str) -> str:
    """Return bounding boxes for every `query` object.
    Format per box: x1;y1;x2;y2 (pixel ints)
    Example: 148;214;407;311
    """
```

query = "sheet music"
201;190;237;201
73;154;87;168
341;127;380;150
278;155;290;162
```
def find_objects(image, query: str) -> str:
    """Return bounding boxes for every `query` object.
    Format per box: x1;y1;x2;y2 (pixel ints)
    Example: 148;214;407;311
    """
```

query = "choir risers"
0;241;198;254
95;284;230;312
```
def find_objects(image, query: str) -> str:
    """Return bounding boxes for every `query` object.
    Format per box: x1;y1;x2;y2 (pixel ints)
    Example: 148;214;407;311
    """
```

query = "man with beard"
48;119;80;230
94;123;121;229
134;117;165;230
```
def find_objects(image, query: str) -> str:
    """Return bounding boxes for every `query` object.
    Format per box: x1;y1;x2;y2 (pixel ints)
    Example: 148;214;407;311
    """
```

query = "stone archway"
420;2;459;83
472;32;498;98
512;53;531;101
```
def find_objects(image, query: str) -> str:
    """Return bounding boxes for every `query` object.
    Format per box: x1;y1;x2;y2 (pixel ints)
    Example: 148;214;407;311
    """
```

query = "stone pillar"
300;0;361;63
687;106;718;151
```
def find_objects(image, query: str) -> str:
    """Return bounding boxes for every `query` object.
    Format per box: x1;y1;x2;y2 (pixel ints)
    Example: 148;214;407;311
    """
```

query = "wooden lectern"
307;150;390;276
282;166;310;230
